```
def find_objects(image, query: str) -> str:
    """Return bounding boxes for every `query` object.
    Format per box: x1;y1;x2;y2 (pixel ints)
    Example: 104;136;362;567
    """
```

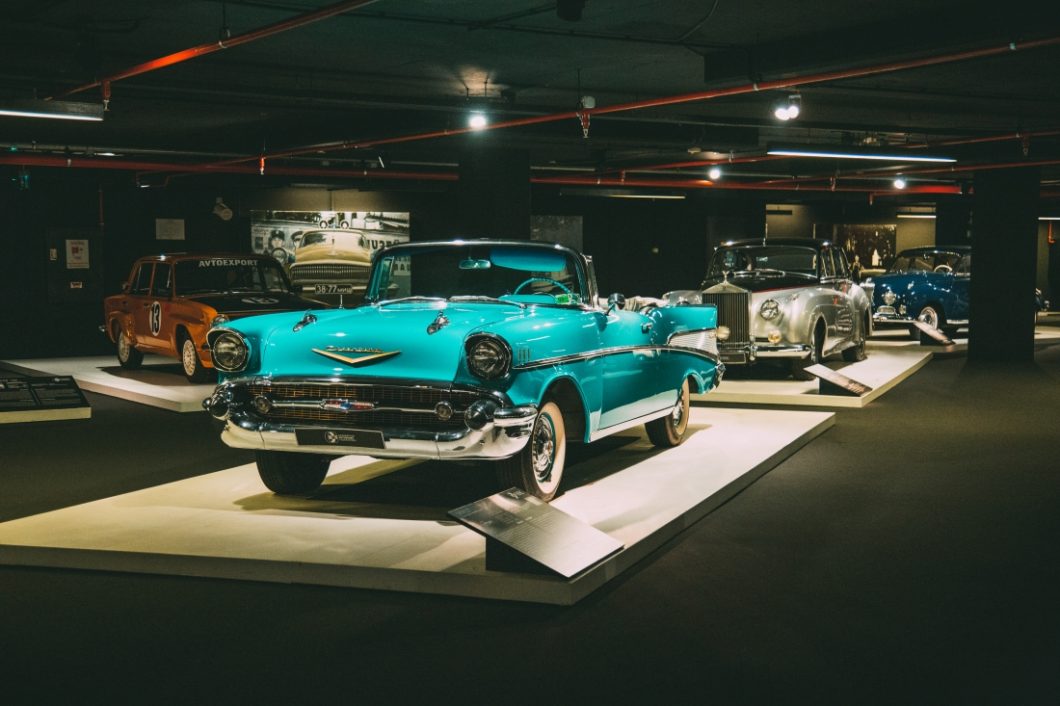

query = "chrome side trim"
587;407;673;442
513;344;721;370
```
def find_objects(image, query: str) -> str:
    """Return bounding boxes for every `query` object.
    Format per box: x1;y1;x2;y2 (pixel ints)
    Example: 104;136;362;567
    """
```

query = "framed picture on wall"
818;223;897;273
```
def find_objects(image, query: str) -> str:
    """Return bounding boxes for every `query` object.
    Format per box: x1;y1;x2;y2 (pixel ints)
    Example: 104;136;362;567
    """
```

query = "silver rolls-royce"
664;238;872;380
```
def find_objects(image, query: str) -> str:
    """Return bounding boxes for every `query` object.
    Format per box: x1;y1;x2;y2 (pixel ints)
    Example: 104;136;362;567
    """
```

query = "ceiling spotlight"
772;93;801;121
468;112;488;130
708;166;722;180
893;176;907;190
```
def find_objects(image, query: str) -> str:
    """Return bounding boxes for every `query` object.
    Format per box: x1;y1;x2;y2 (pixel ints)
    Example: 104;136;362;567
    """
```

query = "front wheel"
842;314;869;362
915;305;945;344
496;400;566;501
180;335;215;383
255;451;331;495
791;321;824;381
646;378;691;447
116;328;143;370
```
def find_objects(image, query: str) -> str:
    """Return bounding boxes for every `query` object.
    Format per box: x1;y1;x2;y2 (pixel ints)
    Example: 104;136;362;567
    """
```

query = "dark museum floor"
2;331;1059;705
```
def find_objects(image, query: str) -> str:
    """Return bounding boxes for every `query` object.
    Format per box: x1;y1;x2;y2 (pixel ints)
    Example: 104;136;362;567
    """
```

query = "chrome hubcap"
182;339;197;374
920;307;939;329
531;414;556;482
671;390;685;429
118;332;130;360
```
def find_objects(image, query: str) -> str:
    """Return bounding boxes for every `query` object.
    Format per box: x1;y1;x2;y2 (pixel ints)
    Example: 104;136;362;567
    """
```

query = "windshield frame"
706;245;821;280
174;257;293;296
364;241;595;309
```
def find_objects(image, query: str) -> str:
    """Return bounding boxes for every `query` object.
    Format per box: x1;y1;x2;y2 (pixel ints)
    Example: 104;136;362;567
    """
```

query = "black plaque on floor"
912;320;956;346
449;488;623;578
804;364;873;397
0;375;91;423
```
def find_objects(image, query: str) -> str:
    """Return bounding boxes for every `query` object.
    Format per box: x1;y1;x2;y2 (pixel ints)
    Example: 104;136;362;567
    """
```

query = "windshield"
888;250;964;274
175;258;290;295
367;244;586;306
707;246;818;277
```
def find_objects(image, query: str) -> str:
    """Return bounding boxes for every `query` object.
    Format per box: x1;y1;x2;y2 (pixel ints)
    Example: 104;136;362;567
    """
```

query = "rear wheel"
646;378;691;447
791;321;825;381
496;400;566;501
255;451;331;495
116;328;143;370
180;334;215;383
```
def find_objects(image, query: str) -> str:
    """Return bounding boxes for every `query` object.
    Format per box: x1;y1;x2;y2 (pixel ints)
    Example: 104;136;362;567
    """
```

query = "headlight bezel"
209;330;250;373
759;299;781;320
465;333;512;380
882;290;897;305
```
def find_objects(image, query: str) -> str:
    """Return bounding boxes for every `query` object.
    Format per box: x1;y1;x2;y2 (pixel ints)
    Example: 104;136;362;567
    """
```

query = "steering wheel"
933;264;953;273
512;277;573;297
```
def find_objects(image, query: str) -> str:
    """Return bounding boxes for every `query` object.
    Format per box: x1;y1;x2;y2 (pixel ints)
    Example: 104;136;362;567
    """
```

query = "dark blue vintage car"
865;246;970;341
204;240;723;500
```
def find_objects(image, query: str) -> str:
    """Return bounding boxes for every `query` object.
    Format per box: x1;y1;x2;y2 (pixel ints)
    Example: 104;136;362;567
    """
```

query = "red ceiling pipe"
202;33;1060;169
50;0;380;100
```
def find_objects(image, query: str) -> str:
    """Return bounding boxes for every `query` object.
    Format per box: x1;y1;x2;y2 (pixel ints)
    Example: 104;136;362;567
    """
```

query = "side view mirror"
606;292;626;314
121;282;130;293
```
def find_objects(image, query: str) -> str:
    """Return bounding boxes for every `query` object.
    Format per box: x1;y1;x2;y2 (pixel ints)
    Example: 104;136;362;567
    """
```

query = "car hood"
184;291;323;315
702;273;817;293
240;300;591;383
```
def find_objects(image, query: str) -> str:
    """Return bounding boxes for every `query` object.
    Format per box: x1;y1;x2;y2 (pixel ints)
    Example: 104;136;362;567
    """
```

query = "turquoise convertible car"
203;240;723;500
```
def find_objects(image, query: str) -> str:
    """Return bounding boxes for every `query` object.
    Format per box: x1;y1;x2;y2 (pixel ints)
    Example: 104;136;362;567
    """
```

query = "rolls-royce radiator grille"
669;330;719;355
243;383;477;431
289;264;369;285
700;292;750;344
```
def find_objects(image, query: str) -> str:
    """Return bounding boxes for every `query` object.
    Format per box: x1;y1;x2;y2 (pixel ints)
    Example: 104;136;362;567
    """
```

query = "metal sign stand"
449;488;624;579
804;364;873;397
912;320;956;346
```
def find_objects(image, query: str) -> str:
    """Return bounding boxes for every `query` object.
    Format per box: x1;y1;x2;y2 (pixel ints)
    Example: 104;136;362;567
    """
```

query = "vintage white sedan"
664;238;872;380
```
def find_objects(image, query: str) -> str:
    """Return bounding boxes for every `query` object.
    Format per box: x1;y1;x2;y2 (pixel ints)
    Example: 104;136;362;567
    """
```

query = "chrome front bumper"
718;342;812;364
220;416;535;459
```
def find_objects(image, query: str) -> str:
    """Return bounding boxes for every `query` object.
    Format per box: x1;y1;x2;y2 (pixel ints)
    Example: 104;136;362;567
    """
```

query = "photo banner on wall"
250;211;410;295
819;224;897;273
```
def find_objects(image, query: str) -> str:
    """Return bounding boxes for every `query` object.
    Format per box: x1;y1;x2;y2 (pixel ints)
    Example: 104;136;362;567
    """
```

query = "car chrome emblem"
324;431;338;444
427;312;450;335
312;348;400;366
320;398;376;412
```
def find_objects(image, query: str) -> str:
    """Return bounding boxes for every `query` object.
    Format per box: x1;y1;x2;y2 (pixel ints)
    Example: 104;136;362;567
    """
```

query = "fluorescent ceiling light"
1039;216;1060;221
559;188;685;200
607;193;685;200
767;148;954;163
0;99;104;122
896;214;936;219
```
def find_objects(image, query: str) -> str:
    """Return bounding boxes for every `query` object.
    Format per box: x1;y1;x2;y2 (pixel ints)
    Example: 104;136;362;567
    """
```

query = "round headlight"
717;325;731;341
466;335;511;379
211;331;248;372
759;299;780;320
883;291;897;305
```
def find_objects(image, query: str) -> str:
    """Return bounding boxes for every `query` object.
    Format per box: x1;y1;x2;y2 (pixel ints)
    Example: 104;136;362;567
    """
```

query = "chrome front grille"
243;382;478;431
700;291;750;344
289;264;370;285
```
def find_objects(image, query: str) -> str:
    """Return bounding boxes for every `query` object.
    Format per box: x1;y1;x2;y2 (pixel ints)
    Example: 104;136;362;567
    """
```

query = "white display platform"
1;356;213;413
0;407;834;605
695;344;932;409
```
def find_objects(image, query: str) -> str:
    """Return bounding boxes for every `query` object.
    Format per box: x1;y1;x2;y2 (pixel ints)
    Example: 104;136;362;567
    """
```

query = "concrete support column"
968;167;1040;363
935;196;970;246
456;146;530;240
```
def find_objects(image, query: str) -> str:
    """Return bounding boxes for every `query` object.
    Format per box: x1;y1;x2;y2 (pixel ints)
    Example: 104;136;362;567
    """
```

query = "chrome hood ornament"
292;312;317;332
427;311;450;335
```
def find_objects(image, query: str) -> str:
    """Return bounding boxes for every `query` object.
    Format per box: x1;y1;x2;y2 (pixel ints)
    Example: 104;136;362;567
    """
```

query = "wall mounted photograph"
250;210;410;296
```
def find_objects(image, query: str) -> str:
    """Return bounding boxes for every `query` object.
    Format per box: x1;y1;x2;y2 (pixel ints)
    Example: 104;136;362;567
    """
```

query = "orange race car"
103;253;326;382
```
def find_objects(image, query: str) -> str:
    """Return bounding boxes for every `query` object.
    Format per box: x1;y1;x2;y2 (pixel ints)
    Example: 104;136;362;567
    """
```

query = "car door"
829;248;857;341
817;247;843;347
143;262;173;350
595;304;663;430
128;263;155;347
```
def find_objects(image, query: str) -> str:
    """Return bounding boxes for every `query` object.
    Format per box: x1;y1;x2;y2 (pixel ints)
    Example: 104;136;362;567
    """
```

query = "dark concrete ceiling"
2;0;1060;198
